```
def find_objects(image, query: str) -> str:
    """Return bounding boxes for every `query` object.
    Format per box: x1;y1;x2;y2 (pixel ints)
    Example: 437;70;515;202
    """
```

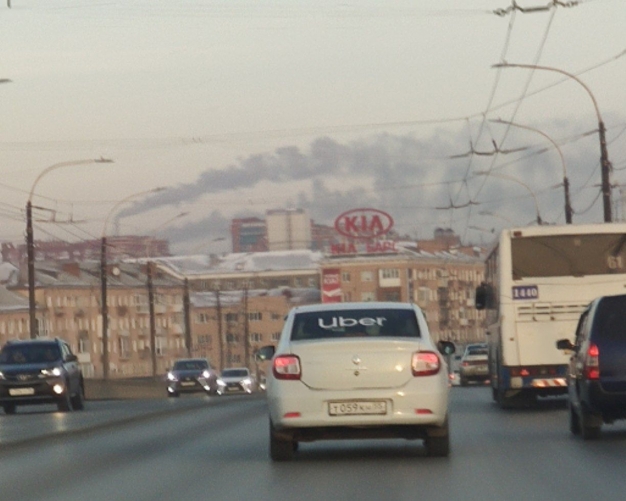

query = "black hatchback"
0;338;85;414
557;294;626;439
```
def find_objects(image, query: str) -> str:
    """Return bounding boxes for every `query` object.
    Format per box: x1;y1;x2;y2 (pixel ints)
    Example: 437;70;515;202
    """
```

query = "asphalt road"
1;388;626;501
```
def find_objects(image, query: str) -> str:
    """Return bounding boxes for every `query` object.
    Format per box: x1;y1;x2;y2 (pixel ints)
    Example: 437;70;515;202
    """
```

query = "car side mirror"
556;339;575;351
66;354;78;362
255;345;276;362
437;341;456;356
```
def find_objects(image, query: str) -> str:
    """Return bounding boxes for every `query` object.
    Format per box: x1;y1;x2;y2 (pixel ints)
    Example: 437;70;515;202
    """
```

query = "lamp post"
100;187;164;379
493;62;612;222
26;158;112;339
475;170;543;225
490;118;573;224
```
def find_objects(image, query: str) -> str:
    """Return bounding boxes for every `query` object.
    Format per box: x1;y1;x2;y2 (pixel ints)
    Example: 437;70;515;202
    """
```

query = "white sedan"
260;302;455;461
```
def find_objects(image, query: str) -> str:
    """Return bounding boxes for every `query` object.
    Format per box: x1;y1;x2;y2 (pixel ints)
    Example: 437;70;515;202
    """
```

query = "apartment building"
8;261;186;378
320;250;487;345
190;288;319;374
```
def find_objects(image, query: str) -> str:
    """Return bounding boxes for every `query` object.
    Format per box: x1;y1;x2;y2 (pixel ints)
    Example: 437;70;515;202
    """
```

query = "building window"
250;333;263;342
381;268;399;279
342;272;351;282
248;312;262;321
197;313;210;324
272;332;281;341
361;292;376;302
361;271;373;282
225;313;238;322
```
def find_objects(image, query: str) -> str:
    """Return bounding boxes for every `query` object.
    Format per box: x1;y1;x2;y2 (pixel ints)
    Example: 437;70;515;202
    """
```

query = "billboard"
322;268;342;303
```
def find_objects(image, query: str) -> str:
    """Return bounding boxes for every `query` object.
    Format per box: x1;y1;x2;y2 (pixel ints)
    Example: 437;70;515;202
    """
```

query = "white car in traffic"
260;302;455;461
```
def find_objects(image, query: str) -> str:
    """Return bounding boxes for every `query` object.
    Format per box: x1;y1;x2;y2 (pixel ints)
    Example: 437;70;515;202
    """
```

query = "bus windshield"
511;233;626;279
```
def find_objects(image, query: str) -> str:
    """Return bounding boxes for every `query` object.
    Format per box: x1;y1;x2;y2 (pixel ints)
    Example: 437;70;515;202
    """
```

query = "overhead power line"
494;1;579;17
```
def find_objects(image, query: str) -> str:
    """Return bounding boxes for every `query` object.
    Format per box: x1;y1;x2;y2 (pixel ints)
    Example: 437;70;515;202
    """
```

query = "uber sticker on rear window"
512;285;538;300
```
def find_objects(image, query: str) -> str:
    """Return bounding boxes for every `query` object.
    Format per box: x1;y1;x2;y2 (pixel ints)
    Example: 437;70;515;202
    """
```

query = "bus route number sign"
512;285;538;300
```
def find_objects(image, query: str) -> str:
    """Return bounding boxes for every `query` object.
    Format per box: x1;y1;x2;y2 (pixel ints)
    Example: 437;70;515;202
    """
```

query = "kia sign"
322;268;342;303
334;208;394;240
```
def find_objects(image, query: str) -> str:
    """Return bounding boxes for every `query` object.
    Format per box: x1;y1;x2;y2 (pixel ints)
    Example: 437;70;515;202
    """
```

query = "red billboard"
322;268;342;303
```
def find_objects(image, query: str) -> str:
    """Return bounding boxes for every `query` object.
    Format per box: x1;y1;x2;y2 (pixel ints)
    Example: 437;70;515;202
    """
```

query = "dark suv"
557;294;626;439
0;338;85;414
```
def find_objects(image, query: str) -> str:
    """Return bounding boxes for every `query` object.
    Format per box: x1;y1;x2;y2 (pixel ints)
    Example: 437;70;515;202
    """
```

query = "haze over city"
1;0;625;254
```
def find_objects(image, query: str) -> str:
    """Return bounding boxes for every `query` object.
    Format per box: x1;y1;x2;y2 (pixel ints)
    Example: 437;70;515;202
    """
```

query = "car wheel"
3;403;16;415
580;408;601;440
71;381;85;411
568;402;581;435
57;390;72;412
491;387;498;402
168;391;179;398
460;376;468;387
425;418;450;457
269;420;295;462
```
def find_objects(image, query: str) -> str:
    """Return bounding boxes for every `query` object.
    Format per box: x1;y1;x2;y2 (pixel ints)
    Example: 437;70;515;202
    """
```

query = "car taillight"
412;351;440;376
584;343;600;380
273;355;301;380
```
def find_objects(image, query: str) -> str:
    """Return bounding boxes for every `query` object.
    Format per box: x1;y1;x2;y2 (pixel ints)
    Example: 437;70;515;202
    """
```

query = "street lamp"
490;118;573;224
26;158;113;339
493;62;612;222
100;187;165;379
475;170;543;225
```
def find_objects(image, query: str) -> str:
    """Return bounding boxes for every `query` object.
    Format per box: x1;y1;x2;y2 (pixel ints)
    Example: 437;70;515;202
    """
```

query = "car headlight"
241;378;252;385
41;367;63;377
217;379;226;387
0;371;4;380
202;370;211;379
166;372;178;382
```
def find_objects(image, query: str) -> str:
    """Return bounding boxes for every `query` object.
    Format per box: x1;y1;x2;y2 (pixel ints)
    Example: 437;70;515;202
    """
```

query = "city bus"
475;223;626;408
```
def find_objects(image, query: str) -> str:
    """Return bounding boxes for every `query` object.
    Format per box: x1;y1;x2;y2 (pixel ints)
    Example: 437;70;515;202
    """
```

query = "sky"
1;0;625;255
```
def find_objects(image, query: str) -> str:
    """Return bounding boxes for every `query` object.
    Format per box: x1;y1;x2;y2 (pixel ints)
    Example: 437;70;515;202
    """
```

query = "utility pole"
147;262;157;377
100;237;109;378
215;288;223;372
243;286;249;369
26;201;37;338
183;278;192;357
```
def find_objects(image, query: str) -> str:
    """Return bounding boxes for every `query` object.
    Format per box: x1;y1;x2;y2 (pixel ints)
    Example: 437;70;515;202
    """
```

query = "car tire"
460;376;468;387
580;408;601;440
269;420;295;462
168;391;179;398
425;419;450;457
71;382;85;411
568;402;581;435
57;390;72;412
3;403;16;415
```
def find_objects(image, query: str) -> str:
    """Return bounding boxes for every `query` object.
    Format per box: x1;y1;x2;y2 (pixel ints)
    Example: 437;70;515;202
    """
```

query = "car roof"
5;338;60;346
289;301;417;314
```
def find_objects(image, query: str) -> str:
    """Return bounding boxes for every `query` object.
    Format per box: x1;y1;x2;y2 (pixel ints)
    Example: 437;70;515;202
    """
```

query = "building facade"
320;251;487;345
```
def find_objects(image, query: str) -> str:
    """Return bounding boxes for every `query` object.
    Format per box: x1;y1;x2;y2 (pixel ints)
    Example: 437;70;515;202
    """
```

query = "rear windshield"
221;369;249;378
465;346;488;356
0;344;61;365
593;296;626;343
173;360;208;371
290;308;421;341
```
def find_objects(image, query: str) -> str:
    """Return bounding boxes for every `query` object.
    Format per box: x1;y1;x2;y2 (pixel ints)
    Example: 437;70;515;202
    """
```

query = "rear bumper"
581;382;626;420
267;379;449;433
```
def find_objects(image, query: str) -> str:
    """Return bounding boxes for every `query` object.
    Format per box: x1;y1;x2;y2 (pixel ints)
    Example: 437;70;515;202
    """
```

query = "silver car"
217;367;257;395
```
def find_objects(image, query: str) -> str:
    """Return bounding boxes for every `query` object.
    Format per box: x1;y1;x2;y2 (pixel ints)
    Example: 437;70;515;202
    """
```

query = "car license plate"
328;401;387;416
9;387;35;396
181;382;195;387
